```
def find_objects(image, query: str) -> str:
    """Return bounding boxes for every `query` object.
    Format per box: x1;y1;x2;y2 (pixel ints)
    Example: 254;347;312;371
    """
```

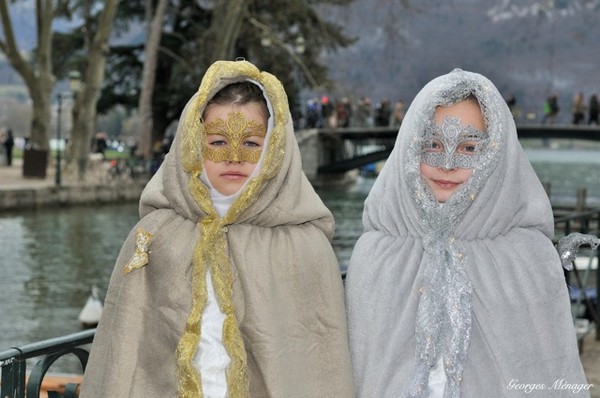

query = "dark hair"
455;94;480;107
204;81;269;120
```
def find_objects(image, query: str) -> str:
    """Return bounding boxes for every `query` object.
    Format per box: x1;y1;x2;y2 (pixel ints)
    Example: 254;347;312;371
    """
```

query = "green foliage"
98;44;144;112
52;31;86;81
104;149;129;160
51;0;356;140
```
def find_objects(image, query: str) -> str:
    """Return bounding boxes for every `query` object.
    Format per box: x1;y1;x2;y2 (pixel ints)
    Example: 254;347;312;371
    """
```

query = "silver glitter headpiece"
421;116;488;170
402;69;504;397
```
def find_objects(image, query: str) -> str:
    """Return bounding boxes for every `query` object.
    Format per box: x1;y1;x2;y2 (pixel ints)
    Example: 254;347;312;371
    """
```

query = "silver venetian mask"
421;116;488;170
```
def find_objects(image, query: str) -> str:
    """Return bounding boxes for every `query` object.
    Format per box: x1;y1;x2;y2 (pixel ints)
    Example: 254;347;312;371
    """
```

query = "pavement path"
0;158;56;190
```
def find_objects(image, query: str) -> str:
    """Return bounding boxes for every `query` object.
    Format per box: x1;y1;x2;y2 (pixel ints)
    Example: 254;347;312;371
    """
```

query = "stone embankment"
0;159;147;212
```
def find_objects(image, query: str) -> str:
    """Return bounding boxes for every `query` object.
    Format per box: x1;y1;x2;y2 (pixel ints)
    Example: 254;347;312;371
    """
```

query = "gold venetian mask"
202;111;267;164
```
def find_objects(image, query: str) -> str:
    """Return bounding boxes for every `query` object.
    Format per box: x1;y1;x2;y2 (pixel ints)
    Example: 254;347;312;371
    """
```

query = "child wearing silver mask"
346;69;589;397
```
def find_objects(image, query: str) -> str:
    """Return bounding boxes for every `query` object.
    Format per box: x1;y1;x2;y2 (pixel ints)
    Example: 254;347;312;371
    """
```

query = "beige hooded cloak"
80;60;354;398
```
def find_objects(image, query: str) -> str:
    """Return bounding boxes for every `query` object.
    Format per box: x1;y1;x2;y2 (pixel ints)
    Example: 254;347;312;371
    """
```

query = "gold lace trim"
177;60;288;398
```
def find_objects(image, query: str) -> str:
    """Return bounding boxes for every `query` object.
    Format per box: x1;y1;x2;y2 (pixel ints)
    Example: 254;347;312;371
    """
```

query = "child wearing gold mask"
81;60;354;398
201;82;268;197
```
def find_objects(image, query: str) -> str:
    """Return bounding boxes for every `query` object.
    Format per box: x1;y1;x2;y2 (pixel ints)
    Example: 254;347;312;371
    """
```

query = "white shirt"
192;174;237;397
428;358;446;397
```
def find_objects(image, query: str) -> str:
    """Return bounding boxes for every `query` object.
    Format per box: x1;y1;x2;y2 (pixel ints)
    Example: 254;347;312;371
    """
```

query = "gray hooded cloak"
346;69;589;397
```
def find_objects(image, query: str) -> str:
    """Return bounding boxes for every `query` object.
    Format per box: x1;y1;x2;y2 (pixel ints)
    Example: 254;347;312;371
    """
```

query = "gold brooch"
123;227;154;275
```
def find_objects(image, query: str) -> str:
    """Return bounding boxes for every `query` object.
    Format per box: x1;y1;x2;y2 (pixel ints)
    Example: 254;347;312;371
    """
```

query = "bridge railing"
553;207;600;346
299;124;600;178
0;329;94;398
554;207;600;240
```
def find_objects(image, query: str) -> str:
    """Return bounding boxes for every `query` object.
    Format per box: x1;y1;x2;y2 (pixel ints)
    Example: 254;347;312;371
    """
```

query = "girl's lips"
433;179;460;189
221;171;247;179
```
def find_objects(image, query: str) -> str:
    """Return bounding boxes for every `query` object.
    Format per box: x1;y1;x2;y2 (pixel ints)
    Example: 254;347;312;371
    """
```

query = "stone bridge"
296;124;600;186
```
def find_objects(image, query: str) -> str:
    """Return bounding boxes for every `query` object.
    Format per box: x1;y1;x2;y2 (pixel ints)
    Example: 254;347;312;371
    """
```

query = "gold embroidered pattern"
123;227;154;275
202;112;266;164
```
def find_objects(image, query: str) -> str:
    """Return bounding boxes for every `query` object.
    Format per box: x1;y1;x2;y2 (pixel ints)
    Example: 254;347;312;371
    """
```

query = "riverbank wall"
0;159;147;212
0;182;147;212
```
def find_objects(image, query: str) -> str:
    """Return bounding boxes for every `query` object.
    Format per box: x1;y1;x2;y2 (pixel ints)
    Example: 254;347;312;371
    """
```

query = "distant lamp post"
294;36;305;55
293;36;306;129
69;70;82;92
55;71;81;186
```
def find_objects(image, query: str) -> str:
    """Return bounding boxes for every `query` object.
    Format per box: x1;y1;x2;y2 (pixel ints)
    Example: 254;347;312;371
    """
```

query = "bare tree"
69;0;121;180
0;97;33;135
206;0;248;61
99;0;357;147
0;0;54;172
137;0;169;161
1;0;122;180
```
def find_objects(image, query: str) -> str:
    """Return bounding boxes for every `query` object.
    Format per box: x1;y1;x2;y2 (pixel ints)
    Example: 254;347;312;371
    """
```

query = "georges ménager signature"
507;379;593;394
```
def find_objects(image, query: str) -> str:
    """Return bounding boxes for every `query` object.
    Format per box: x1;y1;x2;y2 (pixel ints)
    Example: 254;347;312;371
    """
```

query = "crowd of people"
299;89;600;130
535;92;599;125
568;92;599;125
302;95;406;129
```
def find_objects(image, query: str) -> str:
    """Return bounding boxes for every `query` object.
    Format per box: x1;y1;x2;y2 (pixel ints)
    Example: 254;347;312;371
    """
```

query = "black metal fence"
554;208;600;239
554;208;600;349
0;329;94;398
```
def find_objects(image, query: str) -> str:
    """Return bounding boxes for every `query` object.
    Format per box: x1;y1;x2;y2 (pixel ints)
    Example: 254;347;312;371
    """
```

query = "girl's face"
202;102;267;196
419;100;486;203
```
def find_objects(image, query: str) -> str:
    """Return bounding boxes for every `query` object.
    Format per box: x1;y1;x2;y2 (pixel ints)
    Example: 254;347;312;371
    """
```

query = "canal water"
1;146;599;368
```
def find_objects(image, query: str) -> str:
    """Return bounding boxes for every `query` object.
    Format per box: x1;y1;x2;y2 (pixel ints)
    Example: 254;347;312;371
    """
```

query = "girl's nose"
441;156;455;171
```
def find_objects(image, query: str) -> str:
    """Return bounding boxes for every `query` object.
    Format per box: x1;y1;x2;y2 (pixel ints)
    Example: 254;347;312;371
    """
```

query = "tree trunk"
69;0;121;181
137;0;169;161
208;0;248;61
0;0;54;161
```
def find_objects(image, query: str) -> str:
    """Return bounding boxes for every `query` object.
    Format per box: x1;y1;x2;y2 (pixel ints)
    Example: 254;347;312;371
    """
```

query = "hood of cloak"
81;60;354;398
346;69;588;397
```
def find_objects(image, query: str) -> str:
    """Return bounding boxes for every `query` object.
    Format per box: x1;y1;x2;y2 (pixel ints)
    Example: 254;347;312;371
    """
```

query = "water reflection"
318;175;374;266
0;204;140;348
525;148;600;207
0;181;373;352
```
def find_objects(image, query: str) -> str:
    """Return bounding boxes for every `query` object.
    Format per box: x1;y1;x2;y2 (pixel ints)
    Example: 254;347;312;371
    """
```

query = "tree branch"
248;16;320;89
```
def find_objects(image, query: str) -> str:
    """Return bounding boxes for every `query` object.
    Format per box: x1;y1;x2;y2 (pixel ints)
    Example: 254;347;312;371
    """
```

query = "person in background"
321;95;335;127
2;129;14;166
374;98;392;127
337;97;352;128
354;97;373;127
346;69;589;397
587;94;599;125
93;132;108;157
505;93;520;120
305;98;320;128
80;59;354;398
541;94;559;125
391;98;406;128
571;92;586;125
